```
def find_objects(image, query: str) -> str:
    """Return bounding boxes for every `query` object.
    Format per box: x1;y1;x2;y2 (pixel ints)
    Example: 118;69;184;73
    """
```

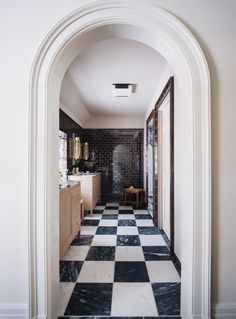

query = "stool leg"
136;192;139;208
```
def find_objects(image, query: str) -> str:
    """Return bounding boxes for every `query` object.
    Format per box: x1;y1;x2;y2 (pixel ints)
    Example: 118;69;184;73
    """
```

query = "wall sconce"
74;137;81;160
83;142;89;160
68;137;73;159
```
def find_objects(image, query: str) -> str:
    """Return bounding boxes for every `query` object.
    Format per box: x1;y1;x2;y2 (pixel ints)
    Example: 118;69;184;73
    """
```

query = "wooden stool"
124;187;144;208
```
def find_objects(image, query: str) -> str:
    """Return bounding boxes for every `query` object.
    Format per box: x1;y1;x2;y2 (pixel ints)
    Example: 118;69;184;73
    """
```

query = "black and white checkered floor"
58;203;181;318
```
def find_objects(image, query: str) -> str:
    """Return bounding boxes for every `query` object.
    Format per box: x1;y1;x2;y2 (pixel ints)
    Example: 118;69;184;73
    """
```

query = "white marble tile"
115;246;145;261
117;226;139;235
146;261;181;283
134;209;149;214
99;219;118;226
111;283;158;316
80;226;97;235
57;282;75;316
91;235;117;246
118;214;135;220
136;219;154;226
62;246;89;261
119;206;133;210
103;209;119;214
84;214;102;220
139;234;166;246
94;205;105;210
77;261;115;283
106;203;119;207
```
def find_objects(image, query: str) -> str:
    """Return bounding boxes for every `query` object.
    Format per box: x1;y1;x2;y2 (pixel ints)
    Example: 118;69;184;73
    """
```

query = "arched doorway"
29;1;211;318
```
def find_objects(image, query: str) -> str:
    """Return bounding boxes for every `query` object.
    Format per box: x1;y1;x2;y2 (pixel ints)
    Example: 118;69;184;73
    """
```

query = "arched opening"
29;2;211;318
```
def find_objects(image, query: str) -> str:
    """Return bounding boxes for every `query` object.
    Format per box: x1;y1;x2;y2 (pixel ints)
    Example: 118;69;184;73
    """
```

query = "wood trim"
153;77;174;254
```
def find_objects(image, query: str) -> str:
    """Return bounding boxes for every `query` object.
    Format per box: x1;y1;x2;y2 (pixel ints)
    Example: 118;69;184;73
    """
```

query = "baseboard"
172;251;181;276
0;303;28;318
212;302;236;319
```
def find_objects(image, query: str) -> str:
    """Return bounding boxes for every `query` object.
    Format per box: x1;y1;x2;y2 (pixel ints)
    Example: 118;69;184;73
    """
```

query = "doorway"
29;2;211;318
146;111;154;217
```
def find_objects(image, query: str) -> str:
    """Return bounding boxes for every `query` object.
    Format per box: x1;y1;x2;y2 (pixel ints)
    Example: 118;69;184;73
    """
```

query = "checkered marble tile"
59;203;181;317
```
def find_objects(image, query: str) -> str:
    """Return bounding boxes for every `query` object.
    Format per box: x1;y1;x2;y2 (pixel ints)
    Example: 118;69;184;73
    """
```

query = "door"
159;94;171;239
153;77;174;252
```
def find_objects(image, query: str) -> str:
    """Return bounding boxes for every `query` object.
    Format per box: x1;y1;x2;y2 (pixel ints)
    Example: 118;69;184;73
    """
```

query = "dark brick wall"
59;109;144;203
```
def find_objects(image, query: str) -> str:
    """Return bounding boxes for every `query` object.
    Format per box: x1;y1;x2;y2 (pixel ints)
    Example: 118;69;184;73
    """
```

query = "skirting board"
212;303;236;319
0;303;28;318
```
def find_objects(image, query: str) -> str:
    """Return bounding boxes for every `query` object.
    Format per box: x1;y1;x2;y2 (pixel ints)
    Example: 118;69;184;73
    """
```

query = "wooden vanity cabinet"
80;173;101;214
59;183;81;258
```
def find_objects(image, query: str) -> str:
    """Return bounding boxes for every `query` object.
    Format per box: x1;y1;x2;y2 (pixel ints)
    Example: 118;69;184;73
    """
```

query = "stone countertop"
67;172;101;180
59;180;80;192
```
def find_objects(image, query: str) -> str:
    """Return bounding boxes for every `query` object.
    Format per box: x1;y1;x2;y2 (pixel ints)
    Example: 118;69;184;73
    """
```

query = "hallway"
59;203;181;318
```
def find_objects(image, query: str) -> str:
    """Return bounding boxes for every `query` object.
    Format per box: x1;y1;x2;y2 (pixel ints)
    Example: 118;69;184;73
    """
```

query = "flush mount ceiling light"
112;83;136;97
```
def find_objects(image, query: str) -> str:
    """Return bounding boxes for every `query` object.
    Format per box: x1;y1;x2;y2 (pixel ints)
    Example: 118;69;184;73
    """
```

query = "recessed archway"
29;1;211;318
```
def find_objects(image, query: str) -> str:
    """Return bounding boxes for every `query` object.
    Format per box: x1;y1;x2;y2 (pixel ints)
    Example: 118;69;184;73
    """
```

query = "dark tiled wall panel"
59;110;144;203
85;129;143;203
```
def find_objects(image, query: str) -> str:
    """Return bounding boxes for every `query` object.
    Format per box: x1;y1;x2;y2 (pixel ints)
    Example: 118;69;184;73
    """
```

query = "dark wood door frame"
153;77;174;254
145;110;154;208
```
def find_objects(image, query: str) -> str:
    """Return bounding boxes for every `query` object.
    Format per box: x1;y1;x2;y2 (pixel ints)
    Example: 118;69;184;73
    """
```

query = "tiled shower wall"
85;129;143;203
60;110;144;203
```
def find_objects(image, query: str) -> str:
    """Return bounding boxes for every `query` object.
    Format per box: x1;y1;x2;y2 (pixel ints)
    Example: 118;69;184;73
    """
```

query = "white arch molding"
29;1;211;318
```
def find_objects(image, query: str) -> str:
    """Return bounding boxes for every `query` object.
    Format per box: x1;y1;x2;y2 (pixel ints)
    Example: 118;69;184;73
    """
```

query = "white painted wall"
0;0;236;318
84;115;144;128
60;74;91;127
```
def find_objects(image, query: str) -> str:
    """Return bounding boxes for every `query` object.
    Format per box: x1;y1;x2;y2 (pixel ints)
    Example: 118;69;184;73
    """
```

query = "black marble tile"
93;209;104;214
71;235;94;246
160;230;171;247
101;214;118;220
64;283;113;316
138;226;160;235
142;246;171;261
135;214;152;220
105;206;119;210
152;282;181;316
145;317;181;319
86;246;115;261
96;226;117;235
118;219;137;226
117;235;141;246
60;261;83;282
114;261;150;282
59;317;95;319
119;209;134;214
82;220;100;226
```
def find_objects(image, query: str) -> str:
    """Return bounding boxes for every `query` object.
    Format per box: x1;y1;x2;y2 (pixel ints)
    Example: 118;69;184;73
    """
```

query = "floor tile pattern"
59;203;181;318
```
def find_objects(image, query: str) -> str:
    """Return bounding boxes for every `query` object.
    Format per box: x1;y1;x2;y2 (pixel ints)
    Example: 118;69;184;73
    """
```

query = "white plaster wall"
60;75;91;127
84;115;144;128
0;0;236;317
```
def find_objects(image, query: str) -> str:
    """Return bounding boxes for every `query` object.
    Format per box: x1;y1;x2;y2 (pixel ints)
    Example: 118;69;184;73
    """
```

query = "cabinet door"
60;191;72;255
71;186;81;220
92;174;101;207
71;185;81;234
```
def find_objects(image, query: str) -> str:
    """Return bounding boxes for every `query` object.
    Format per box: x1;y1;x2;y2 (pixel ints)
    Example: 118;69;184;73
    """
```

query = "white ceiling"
66;38;167;116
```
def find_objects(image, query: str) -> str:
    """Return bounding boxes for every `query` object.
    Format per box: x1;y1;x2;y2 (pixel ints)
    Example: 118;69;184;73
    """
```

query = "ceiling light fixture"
112;83;136;97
